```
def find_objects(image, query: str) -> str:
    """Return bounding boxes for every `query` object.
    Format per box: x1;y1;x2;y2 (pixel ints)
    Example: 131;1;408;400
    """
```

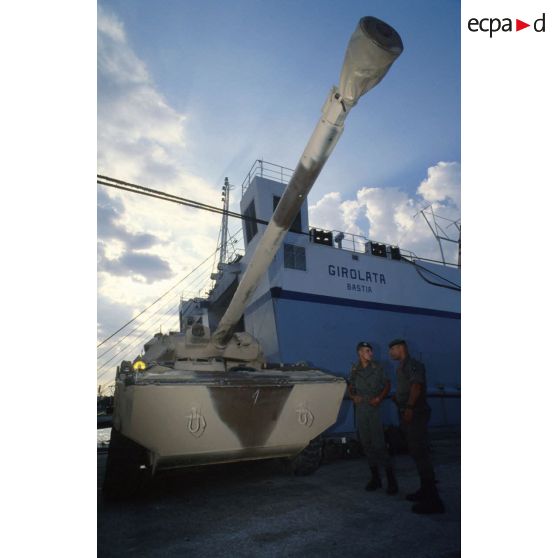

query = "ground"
97;432;460;557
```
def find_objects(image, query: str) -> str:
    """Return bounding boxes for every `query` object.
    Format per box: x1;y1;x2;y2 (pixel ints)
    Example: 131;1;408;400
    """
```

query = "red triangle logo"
516;19;530;31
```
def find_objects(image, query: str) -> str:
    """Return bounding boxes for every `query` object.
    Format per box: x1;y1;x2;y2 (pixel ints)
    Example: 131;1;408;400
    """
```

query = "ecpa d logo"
468;13;546;37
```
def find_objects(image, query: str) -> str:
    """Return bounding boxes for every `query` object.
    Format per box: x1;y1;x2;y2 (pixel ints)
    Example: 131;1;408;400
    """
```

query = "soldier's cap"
388;338;407;348
356;341;372;351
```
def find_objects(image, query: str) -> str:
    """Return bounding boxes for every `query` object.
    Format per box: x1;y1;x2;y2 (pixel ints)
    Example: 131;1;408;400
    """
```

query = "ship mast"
218;178;231;266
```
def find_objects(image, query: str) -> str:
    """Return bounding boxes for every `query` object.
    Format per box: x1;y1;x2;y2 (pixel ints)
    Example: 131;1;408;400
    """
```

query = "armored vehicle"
103;16;404;499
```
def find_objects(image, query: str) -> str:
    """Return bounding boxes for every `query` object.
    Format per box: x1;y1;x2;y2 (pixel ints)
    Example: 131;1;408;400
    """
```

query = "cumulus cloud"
309;161;461;262
309;192;366;236
417;161;460;207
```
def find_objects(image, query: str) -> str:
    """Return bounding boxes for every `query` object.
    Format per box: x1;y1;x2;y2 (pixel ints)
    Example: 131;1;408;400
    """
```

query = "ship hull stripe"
246;287;460;320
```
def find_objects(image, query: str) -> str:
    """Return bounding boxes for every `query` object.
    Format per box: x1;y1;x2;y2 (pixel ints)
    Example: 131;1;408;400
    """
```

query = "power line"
96;253;215;361
97;175;272;228
97;300;184;387
96;265;213;377
96;298;181;374
97;229;240;380
96;243;222;348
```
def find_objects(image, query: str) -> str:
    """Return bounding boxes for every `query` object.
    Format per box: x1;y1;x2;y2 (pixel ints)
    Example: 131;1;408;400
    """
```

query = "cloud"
98;241;173;283
309;162;461;262
308;192;366;236
97;292;135;344
97;5;187;184
417;161;460;207
97;6;221;319
97;188;161;250
96;7;229;373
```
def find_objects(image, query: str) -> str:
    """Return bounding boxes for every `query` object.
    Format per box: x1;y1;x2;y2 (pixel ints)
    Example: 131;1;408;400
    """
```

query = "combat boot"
406;475;427;502
411;479;445;514
365;466;382;491
385;467;398;495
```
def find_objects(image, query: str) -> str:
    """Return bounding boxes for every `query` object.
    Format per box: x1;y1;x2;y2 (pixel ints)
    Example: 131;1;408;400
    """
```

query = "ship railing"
308;227;459;267
241;160;294;196
309;227;414;258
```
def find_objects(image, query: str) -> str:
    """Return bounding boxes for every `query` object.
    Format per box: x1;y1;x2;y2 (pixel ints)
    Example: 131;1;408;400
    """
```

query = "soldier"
388;338;445;514
348;341;398;494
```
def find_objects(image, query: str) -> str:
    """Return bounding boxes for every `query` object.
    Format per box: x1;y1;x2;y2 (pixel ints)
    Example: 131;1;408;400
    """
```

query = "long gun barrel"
212;17;403;347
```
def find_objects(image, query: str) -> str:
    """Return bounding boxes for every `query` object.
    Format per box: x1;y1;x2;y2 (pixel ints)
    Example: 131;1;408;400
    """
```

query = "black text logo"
468;13;546;37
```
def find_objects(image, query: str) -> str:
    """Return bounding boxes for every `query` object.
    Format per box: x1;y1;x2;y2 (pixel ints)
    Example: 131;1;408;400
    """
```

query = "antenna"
416;205;461;267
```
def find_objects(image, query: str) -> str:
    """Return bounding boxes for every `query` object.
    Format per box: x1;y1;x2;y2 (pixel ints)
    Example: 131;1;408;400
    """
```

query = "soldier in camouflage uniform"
389;338;445;514
348;341;398;494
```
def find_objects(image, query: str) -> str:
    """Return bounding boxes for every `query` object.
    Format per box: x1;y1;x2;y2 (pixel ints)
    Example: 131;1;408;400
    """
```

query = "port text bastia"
327;265;387;294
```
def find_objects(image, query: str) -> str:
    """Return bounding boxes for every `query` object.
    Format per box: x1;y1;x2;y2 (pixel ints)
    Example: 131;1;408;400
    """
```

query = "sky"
97;0;461;388
6;0;558;551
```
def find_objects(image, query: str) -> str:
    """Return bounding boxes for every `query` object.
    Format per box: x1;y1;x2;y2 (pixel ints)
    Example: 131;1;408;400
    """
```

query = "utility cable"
97;231;232;374
96;242;223;348
96;252;216;360
97;308;179;382
97;300;186;385
97;175;272;228
97;259;215;373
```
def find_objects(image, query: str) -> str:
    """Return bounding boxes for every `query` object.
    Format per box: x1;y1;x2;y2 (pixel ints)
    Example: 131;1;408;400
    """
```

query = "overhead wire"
97;175;273;229
96;249;217;361
97;310;179;383
96;298;181;376
96;234;230;348
97;261;216;388
97;228;241;381
96;254;215;374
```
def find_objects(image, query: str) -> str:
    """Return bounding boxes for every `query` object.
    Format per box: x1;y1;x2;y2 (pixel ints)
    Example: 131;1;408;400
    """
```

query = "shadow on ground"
98;436;460;558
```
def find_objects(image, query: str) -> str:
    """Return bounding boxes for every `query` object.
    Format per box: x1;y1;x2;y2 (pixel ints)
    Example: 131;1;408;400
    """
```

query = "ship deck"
97;428;460;557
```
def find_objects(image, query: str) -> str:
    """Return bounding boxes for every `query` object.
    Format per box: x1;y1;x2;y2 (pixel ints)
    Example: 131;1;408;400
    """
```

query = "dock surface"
98;432;460;557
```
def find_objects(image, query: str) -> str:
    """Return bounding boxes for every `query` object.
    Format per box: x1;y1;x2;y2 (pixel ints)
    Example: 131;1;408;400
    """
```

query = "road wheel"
103;428;149;500
290;436;323;476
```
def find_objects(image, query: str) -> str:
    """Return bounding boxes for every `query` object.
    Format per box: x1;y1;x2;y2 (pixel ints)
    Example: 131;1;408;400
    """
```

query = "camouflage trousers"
400;406;435;482
356;404;391;468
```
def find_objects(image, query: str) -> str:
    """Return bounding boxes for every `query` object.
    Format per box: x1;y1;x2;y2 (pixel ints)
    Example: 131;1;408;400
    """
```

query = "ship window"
244;200;258;244
273;196;302;233
284;244;306;271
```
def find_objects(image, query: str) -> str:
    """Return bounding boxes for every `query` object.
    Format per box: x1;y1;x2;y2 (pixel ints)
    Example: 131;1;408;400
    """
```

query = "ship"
180;159;461;433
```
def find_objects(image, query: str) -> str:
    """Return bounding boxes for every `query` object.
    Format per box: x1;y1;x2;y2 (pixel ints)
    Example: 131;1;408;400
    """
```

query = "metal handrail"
308;227;414;257
306;226;459;268
241;160;294;196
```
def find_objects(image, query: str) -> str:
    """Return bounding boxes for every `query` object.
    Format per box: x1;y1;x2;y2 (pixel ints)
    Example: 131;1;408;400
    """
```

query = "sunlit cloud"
309;161;461;262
